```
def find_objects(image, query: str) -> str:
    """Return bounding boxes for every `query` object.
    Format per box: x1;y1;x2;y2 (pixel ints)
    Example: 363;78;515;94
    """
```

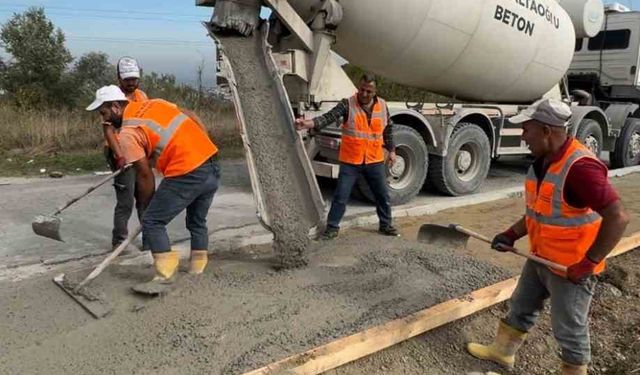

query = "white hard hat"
86;85;128;111
117;57;141;79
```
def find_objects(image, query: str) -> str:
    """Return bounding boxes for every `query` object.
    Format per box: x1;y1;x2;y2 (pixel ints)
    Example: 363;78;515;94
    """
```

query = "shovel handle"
52;165;131;216
449;224;568;273
75;225;142;291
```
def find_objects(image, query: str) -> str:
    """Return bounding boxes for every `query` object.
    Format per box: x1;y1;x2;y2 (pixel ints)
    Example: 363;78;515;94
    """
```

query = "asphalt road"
0;157;530;268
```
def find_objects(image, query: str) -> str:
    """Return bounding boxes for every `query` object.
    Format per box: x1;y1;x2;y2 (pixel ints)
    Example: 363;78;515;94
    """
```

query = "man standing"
103;57;149;249
295;74;399;240
87;85;220;290
466;99;629;374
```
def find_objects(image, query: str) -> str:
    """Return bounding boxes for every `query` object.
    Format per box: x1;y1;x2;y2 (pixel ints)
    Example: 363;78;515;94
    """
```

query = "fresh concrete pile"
0;235;510;374
216;31;319;269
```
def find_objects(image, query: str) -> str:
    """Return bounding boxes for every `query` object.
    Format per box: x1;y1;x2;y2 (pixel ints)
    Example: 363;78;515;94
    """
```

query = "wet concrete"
218;31;319;268
0;232;510;374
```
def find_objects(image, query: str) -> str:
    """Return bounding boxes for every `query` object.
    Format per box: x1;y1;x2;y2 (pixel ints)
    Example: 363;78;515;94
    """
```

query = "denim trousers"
327;162;392;229
505;260;598;365
142;157;220;253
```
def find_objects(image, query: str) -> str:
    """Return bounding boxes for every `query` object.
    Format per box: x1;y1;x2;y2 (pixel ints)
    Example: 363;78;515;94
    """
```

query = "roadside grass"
0;102;243;176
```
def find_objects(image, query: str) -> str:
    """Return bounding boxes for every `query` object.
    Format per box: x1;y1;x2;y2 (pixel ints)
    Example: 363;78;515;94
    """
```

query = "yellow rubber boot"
152;250;179;282
561;362;588;375
188;250;208;275
467;321;527;368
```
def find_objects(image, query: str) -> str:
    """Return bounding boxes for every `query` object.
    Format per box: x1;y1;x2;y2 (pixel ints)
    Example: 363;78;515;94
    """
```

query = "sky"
0;1;638;87
0;0;271;87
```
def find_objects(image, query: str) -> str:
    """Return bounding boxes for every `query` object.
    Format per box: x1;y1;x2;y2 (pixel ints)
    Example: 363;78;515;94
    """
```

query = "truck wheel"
611;118;640;168
356;125;428;206
429;123;491;196
576;119;603;157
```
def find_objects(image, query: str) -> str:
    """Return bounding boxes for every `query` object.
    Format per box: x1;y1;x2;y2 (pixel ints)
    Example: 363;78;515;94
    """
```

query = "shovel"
418;223;567;273
53;225;142;318
32;165;131;242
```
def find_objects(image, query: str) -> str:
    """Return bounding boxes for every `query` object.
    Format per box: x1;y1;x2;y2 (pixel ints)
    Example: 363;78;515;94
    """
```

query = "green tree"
73;51;115;104
343;64;454;103
0;7;73;107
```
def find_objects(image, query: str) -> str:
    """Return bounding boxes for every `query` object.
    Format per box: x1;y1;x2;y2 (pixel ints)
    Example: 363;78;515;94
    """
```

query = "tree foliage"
342;64;454;103
0;7;73;107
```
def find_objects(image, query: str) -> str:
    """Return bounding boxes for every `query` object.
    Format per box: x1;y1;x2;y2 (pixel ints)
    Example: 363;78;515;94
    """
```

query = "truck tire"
356;125;428;206
429;123;491;196
576;119;603;157
611;118;640;168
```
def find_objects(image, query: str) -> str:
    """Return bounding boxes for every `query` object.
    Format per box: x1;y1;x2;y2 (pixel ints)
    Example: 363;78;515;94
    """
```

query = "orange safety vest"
339;96;388;165
127;88;148;102
121;99;218;177
525;138;605;276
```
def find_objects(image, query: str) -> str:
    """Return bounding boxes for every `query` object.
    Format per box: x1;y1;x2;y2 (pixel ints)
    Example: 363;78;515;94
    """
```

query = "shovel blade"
53;274;112;319
32;215;63;242
417;224;470;249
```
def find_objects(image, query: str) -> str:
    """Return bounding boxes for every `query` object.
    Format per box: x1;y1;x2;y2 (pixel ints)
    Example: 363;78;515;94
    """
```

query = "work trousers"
142;157;220;253
505;260;597;365
327;162;392;229
106;148;143;247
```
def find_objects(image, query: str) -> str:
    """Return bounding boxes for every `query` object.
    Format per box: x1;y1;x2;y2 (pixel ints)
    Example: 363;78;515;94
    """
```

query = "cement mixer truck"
198;0;640;206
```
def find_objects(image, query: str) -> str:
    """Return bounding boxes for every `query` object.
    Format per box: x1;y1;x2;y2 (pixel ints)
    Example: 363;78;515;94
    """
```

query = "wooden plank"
608;231;640;258
244;231;640;375
244;277;519;375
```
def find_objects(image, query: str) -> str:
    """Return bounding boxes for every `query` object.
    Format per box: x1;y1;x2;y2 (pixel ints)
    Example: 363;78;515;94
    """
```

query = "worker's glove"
567;256;599;284
115;156;127;171
491;229;518;252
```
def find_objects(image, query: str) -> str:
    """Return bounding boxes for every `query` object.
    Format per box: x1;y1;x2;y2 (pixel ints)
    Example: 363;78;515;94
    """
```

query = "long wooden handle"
52;165;131;216
450;224;568;273
74;225;142;291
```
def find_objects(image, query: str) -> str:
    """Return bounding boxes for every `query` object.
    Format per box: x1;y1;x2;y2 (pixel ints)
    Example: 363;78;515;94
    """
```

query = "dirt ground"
1;173;639;374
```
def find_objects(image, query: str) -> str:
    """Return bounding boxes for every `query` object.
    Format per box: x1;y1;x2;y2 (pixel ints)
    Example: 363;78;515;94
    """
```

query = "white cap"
118;57;141;79
509;98;572;127
86;85;128;111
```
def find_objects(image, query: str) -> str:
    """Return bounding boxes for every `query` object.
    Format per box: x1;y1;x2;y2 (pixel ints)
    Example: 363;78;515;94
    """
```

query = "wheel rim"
454;143;481;182
584;134;600;155
628;132;640;160
387;145;415;190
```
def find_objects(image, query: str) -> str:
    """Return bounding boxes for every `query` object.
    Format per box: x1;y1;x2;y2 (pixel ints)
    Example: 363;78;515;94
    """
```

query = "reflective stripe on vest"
525;149;601;227
525;139;604;275
120;99;218;177
340;96;388;164
122;113;188;158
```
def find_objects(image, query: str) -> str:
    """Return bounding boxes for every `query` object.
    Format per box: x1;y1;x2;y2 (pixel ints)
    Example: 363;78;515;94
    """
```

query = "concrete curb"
3;165;639;277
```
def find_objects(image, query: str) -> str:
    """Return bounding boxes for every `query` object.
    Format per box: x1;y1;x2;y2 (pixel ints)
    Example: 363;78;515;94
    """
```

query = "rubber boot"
152;250;180;281
467;321;527;368
561;362;588;375
132;250;179;295
188;250;208;275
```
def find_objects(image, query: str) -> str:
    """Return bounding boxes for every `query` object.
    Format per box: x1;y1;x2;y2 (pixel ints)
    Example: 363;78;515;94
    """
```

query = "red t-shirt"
532;138;619;212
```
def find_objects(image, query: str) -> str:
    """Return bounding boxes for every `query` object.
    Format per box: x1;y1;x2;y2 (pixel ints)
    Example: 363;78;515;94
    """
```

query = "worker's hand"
387;151;397;166
115;156;127;171
567;256;599;284
491;229;518;252
295;118;314;131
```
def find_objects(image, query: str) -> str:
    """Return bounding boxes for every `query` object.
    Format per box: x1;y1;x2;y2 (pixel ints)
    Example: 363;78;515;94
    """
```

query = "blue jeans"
142;157;220;253
327;162;392;229
505;260;597;365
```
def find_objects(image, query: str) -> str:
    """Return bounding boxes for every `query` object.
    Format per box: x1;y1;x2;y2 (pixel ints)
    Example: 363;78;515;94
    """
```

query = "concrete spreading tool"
32;165;131;241
53;226;141;318
418;223;567;273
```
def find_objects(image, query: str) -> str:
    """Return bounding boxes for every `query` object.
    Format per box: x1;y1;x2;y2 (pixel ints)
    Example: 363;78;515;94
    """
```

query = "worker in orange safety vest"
102;57;149;250
466;99;630;374
87;85;220;294
296;74;399;240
